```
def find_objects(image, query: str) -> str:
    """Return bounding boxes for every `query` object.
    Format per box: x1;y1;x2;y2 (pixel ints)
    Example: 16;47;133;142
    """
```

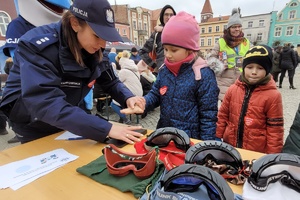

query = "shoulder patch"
27;33;58;51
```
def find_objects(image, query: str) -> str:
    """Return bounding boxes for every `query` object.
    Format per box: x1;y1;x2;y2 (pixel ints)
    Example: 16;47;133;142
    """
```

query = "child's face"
163;45;190;63
244;63;266;84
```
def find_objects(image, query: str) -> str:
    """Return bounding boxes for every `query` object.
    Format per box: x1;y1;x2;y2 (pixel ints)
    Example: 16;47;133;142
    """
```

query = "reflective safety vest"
219;38;250;71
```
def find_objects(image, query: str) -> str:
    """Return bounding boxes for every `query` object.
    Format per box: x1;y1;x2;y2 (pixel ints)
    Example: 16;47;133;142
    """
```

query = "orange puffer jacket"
216;77;284;154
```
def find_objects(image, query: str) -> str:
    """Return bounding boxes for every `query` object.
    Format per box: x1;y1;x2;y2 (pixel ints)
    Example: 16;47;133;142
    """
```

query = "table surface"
0;131;265;200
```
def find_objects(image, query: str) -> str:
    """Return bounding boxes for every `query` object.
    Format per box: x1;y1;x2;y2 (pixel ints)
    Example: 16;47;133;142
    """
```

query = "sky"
108;0;291;22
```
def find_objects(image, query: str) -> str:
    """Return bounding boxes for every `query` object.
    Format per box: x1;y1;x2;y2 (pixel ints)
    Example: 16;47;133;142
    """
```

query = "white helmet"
17;0;71;27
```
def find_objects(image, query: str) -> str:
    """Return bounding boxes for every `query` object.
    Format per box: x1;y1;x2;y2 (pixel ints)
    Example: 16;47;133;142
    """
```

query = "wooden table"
0;131;264;200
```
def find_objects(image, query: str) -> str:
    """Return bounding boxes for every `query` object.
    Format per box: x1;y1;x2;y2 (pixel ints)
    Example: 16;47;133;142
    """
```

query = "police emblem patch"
106;9;114;23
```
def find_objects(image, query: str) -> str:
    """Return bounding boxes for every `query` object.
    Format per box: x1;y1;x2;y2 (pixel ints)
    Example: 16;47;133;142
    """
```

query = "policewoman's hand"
120;106;144;114
108;124;144;144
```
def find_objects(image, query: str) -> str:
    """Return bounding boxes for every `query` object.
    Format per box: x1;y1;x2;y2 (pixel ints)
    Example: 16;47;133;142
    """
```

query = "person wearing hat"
2;0;71;144
216;45;284;154
0;0;145;144
123;11;221;140
208;8;250;101
129;47;141;64
139;5;176;75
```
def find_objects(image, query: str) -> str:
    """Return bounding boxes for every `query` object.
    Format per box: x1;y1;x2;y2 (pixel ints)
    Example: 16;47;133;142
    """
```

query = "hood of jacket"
159;5;176;26
192;56;224;80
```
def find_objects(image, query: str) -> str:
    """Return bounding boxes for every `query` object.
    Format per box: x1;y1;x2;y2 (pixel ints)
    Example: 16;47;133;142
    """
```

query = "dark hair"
159;5;176;26
61;11;102;66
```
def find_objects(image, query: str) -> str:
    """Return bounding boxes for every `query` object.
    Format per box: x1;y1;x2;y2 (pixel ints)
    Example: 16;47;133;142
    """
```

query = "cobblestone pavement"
1;70;300;151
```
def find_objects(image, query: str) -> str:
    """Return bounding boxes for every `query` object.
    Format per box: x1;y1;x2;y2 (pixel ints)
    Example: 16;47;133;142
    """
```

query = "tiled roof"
206;15;230;23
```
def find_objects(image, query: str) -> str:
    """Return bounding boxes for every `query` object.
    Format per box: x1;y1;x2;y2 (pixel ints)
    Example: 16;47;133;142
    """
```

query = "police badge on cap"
70;0;122;42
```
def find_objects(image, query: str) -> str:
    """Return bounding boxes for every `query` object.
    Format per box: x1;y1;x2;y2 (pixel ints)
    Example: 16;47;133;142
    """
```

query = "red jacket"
216;76;284;154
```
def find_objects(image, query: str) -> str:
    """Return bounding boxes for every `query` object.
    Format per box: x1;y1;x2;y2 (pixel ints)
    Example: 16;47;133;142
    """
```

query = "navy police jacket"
0;22;134;142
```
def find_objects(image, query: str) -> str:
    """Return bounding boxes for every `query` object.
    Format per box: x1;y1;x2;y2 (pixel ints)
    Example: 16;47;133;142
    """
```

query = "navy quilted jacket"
144;61;219;140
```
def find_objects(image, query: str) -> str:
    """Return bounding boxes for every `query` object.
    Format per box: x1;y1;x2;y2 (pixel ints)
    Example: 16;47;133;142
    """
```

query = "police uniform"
0;22;134;143
3;15;35;57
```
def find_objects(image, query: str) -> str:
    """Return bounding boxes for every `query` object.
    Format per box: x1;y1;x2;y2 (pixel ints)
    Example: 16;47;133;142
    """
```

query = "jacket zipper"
236;86;254;148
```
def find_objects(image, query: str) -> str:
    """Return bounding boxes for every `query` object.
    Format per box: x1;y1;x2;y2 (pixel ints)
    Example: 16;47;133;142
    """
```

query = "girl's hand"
126;96;145;110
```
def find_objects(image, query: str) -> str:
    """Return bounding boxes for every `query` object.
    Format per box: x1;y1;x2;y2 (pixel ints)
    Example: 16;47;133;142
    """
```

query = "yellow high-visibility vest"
219;38;250;71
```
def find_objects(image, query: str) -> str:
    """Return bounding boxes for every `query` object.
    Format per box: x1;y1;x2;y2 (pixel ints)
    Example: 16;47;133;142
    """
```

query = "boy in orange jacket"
216;45;284;154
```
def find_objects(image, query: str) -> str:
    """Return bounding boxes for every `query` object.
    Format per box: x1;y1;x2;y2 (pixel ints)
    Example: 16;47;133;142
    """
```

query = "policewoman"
0;0;145;144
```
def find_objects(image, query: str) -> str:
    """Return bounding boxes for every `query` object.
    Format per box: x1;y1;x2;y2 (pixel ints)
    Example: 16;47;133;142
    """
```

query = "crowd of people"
1;0;300;157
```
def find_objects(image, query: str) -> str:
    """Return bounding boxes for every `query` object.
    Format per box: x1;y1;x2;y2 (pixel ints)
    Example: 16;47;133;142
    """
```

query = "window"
223;25;227;30
259;20;264;27
143;23;147;31
289;10;296;19
246;34;251;40
133;21;137;30
215;37;219;44
208;27;212;33
122;29;126;36
286;26;294;36
207;38;212;46
278;13;283;20
0;11;10;37
216;26;220;32
200;38;205;46
139;38;143;46
201;28;205;33
256;33;262;41
143;16;147;21
291;2;297;7
138;22;142;30
138;13;141;19
275;27;282;37
248;21;253;28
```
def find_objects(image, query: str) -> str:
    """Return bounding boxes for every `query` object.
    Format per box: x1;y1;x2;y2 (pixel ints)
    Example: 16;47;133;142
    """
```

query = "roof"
201;0;213;14
206;15;230;23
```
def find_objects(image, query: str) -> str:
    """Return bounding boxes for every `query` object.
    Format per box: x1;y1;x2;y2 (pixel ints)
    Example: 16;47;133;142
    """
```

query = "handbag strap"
152;32;158;54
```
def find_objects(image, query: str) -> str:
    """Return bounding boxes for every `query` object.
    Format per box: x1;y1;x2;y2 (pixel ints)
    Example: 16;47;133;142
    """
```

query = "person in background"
208;8;250;101
110;50;143;124
0;0;145;144
136;60;156;119
0;58;11;136
123;12;221;140
2;0;71;143
114;52;122;71
139;5;176;75
282;103;300;156
279;43;297;89
216;45;284;154
271;46;282;86
137;60;156;96
108;47;117;64
129;47;141;64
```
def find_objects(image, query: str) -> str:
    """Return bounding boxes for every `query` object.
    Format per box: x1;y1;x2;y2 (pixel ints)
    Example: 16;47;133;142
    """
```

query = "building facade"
269;0;300;51
242;12;273;46
199;0;229;52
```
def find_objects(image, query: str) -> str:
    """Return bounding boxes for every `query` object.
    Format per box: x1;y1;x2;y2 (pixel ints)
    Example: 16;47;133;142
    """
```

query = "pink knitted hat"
162;11;200;51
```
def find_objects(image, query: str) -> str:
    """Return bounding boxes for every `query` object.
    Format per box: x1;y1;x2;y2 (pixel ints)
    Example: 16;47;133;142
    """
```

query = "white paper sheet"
0;148;78;190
